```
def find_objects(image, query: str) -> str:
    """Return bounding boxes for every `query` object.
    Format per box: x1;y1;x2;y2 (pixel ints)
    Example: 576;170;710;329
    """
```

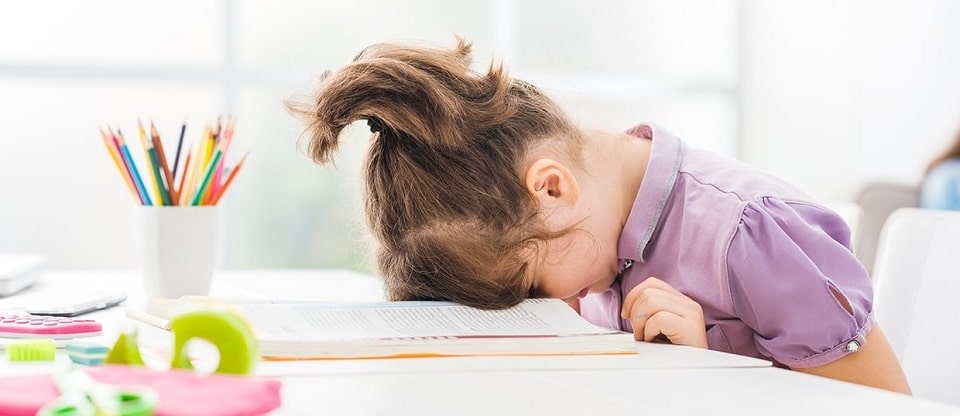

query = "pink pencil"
209;117;236;200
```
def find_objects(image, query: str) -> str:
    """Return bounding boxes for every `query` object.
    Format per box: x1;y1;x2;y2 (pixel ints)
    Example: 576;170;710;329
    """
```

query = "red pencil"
209;152;248;205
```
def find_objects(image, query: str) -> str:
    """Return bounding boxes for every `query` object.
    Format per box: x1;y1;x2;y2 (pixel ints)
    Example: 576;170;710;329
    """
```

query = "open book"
138;298;637;359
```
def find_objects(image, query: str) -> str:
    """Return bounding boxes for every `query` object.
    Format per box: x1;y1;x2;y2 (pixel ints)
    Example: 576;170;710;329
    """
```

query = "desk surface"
2;270;959;415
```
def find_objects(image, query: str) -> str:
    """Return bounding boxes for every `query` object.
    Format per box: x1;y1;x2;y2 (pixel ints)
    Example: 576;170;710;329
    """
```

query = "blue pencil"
116;130;153;206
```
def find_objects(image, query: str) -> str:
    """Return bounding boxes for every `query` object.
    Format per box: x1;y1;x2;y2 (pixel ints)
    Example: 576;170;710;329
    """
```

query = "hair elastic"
367;117;386;134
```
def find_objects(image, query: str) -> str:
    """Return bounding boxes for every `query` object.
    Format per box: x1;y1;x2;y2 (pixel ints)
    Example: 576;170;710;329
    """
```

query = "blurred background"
1;0;959;275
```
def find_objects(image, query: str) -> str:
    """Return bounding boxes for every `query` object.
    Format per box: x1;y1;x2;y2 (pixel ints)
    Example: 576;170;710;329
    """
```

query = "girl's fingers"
623;286;685;323
621;277;684;319
627;291;681;338
622;278;708;347
643;310;683;342
640;310;707;347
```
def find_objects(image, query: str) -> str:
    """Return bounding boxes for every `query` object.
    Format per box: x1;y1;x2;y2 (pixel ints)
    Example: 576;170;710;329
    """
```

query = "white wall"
741;0;960;202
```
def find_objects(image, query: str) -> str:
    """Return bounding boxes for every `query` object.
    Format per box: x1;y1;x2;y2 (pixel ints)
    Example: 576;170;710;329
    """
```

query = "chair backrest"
872;207;960;405
855;182;920;275
823;202;862;251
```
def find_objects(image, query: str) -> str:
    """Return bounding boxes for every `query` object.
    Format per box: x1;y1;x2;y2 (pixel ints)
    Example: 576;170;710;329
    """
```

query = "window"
0;0;739;274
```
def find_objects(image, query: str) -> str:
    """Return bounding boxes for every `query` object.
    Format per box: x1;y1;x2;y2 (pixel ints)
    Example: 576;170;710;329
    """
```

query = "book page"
237;299;620;341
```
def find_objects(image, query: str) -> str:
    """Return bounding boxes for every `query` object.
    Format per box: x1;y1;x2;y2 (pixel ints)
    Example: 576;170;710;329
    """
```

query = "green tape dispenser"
107;308;258;375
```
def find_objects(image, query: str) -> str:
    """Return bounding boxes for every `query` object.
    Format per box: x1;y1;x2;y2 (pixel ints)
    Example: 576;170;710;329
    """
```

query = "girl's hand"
620;277;708;348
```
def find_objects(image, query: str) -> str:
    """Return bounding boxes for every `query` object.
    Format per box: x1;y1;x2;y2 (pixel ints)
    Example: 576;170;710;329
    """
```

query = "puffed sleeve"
726;197;874;368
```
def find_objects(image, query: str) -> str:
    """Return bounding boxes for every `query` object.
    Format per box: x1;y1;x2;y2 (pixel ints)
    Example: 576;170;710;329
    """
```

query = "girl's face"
522;133;642;303
529;217;621;302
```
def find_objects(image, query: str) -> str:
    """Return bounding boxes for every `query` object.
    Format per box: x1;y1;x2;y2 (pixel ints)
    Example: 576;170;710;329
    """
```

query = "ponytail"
286;37;514;162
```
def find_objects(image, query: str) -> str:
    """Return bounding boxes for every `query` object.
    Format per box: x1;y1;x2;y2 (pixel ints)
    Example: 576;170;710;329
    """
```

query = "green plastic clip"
105;331;145;366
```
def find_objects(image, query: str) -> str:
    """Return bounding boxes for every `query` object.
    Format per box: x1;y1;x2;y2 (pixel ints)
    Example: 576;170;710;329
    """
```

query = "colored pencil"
171;119;187;183
201;126;215;174
137;119;164;204
150;122;178;204
99;117;243;206
213;115;222;143
140;121;171;206
200;129;224;204
180;131;206;206
176;153;193;206
107;126;149;204
200;172;217;205
191;148;223;206
99;126;139;202
209;152;248;205
209;117;236;201
116;130;153;206
108;130;145;204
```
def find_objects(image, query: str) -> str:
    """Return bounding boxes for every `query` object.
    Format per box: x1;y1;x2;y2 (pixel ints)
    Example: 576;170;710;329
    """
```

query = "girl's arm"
794;325;912;394
726;199;910;394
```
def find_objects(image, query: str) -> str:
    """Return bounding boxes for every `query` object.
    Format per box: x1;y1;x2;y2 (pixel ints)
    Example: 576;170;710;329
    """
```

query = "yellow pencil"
180;133;206;206
175;153;193;206
201;125;215;174
178;140;198;205
187;126;208;193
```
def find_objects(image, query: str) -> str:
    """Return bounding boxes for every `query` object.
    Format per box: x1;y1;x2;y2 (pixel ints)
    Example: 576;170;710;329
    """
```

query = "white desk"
2;270;959;415
278;366;960;415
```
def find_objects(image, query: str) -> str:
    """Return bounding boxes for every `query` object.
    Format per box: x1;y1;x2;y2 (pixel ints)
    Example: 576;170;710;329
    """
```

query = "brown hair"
926;127;960;174
285;38;582;309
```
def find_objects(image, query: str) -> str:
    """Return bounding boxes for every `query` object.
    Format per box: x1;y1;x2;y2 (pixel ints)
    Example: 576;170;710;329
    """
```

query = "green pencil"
138;119;170;205
191;149;223;206
146;145;171;205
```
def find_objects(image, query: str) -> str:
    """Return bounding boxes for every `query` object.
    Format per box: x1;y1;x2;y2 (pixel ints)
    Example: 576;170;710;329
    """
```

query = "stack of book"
132;297;637;359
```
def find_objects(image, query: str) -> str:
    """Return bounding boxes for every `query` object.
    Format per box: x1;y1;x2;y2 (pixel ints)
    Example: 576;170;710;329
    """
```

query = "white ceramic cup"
137;206;220;299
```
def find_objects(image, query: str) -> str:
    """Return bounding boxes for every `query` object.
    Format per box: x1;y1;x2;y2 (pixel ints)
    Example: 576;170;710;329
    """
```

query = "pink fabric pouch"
0;365;282;416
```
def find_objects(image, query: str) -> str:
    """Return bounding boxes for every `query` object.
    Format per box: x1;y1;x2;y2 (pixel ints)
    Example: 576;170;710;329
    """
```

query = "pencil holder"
137;206;220;299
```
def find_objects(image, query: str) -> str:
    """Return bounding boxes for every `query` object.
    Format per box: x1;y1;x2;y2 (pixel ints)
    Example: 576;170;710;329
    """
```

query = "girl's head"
287;38;595;309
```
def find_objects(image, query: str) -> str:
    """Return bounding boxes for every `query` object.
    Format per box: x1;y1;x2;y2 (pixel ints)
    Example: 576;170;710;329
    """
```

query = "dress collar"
616;123;682;263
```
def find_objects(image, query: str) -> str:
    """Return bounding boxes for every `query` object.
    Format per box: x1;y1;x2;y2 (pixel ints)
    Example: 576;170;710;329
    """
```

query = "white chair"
872;207;960;405
855;182;920;275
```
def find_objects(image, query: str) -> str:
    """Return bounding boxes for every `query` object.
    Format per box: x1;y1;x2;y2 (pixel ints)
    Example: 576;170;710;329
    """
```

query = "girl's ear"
524;158;580;206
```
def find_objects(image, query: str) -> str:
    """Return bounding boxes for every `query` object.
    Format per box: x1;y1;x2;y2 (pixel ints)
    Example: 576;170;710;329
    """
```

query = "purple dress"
579;124;872;368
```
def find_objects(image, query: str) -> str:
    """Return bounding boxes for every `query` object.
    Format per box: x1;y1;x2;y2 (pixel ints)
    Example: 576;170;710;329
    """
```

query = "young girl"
286;38;911;394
